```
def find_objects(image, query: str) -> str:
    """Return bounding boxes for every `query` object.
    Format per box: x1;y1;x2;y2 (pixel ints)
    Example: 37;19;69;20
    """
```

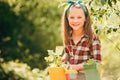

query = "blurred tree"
0;0;63;69
0;1;44;69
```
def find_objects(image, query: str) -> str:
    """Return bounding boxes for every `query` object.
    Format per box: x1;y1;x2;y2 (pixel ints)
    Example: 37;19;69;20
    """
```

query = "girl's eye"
70;16;74;19
78;16;81;19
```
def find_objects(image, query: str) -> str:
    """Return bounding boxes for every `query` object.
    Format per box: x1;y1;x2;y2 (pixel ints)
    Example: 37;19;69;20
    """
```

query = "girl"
62;0;101;80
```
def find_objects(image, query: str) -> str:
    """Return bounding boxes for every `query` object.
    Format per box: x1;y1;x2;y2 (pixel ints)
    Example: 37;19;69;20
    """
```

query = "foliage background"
0;0;120;80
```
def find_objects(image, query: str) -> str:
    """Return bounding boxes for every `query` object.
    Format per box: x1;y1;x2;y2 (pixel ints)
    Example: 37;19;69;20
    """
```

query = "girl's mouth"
72;24;80;26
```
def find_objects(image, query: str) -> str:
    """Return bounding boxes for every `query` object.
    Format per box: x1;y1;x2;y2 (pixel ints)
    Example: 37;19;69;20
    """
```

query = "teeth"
74;24;78;25
73;24;79;25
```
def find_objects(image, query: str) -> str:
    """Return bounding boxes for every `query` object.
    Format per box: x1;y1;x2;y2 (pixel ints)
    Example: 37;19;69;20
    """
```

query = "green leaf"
113;0;117;4
113;28;117;32
101;0;106;5
108;0;112;7
107;28;112;34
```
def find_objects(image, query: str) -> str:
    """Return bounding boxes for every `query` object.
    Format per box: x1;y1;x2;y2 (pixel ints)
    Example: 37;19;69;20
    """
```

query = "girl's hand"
61;54;69;63
67;65;77;70
67;64;83;71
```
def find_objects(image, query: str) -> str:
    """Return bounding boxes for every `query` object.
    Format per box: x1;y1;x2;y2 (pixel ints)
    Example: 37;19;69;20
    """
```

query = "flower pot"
48;67;66;80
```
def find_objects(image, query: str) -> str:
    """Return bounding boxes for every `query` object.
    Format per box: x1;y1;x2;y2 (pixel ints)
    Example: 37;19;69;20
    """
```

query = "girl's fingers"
67;65;74;70
67;65;70;70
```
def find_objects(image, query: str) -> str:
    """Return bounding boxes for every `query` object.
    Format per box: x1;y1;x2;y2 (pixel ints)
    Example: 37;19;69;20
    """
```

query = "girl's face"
68;6;86;31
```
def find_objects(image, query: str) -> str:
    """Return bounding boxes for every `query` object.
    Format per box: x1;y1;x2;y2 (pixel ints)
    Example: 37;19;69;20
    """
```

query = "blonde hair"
62;5;93;46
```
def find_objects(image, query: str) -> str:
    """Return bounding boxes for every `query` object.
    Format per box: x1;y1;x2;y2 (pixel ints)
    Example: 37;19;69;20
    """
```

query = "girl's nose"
73;19;78;23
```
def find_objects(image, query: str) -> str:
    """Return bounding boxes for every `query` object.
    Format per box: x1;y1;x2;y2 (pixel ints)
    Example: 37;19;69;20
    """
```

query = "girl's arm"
90;36;101;63
62;53;69;63
62;47;70;63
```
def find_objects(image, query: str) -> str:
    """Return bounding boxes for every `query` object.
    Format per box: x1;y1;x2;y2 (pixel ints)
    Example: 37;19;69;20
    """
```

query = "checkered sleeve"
62;47;69;63
64;47;69;56
90;37;101;63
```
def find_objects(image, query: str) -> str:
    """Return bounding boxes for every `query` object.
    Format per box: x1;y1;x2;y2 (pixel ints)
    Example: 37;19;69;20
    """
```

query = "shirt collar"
70;34;88;40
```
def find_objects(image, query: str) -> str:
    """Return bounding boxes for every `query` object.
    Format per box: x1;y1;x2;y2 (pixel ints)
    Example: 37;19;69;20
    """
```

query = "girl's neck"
72;29;84;38
72;29;84;45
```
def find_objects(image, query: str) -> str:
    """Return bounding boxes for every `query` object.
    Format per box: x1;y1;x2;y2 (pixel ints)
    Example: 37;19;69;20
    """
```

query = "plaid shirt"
64;34;101;64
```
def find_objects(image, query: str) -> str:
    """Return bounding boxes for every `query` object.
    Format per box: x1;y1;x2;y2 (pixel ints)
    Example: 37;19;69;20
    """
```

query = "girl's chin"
73;28;80;31
72;26;82;30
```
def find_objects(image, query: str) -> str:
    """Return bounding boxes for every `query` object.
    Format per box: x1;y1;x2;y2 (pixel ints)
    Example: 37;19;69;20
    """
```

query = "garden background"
0;0;120;80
